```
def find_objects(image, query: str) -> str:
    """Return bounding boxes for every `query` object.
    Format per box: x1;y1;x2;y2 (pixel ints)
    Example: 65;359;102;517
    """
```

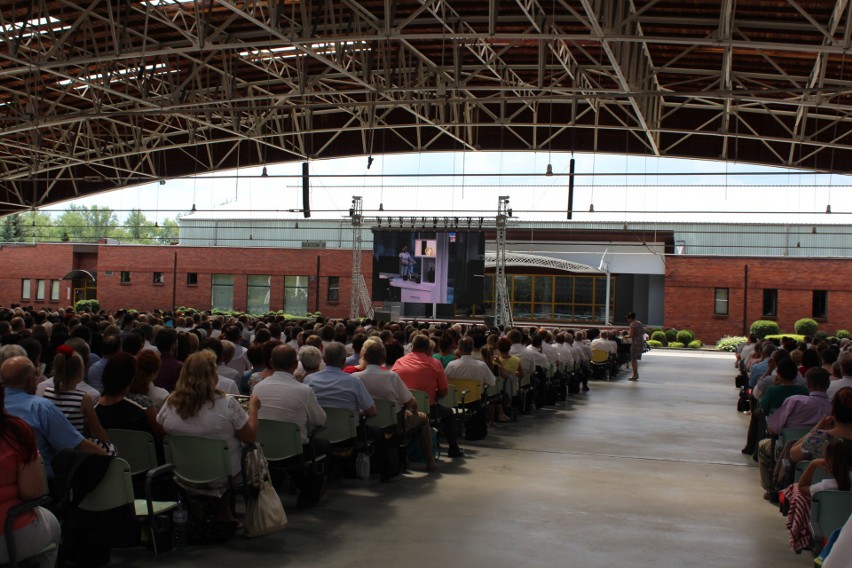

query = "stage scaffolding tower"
495;196;513;328
349;196;374;320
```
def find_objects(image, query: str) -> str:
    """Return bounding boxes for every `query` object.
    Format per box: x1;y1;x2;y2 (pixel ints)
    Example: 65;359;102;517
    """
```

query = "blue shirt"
304;366;374;420
344;352;361;367
749;358;770;388
87;357;108;394
4;387;84;477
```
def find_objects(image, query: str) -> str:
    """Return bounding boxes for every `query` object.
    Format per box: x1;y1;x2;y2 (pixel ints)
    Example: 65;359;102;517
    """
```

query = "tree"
1;214;24;242
55;205;120;242
122;209;158;243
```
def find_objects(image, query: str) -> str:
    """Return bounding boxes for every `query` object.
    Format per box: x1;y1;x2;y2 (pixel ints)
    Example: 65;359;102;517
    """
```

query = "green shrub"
794;318;819;336
813;330;830;343
668;342;685;349
765;334;805;343
688;340;702;349
646;340;663;348
749;320;780;339
676;330;695;344
836;330;851;340
650;330;667;344
716;336;747;352
665;329;678;343
74;299;100;313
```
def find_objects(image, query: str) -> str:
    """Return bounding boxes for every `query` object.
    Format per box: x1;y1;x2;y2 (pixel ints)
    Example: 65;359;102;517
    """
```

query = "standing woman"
0;378;61;567
626;312;644;381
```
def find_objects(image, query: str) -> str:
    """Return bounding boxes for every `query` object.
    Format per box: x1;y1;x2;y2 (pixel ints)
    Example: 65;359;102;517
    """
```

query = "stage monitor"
371;230;485;307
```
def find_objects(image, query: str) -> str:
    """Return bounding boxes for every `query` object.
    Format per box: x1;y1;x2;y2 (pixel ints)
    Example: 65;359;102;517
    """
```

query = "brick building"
3;219;851;343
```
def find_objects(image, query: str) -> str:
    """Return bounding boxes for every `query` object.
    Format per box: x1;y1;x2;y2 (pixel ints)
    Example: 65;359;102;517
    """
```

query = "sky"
38;151;852;226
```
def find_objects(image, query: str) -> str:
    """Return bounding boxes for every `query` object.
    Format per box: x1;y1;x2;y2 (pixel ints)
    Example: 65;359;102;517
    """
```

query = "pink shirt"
391;352;448;405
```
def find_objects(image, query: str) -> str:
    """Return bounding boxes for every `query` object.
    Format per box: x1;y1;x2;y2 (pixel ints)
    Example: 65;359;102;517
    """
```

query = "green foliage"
676;330;695;344
664;328;678;343
2;214;24;242
836;330;851;340
764;334;805;342
794;318;819;336
749;320;780;339
668;342;685;349
56;205;120;242
716;336;747;352
688;340;702;349
650;330;667;344
646;340;663;348
74;299;100;313
813;331;830;343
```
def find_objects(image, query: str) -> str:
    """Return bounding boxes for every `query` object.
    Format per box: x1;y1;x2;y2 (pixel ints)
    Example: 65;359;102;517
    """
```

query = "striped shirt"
40;385;87;433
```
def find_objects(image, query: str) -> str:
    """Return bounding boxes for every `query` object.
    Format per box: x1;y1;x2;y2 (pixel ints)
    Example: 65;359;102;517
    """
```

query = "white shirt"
354;365;414;413
226;344;251;374
445;355;496;387
525;345;549;369
217;374;240;395
157;395;247;475
37;379;99;403
508;343;535;378
253;371;326;444
828;377;852;399
540;341;558;365
590;338;616;354
555;343;574;366
146;384;169;410
218;364;242;384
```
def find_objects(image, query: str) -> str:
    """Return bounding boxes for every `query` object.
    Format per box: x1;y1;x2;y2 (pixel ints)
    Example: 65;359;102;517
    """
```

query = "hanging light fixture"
261;166;268;177
589;203;595;212
546;163;553;176
826;204;832;214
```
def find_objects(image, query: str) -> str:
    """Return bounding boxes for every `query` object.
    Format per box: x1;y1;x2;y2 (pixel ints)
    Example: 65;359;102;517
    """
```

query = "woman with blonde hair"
157;350;260;520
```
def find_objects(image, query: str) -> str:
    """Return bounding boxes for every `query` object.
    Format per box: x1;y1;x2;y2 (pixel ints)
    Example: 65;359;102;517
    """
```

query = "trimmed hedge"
651;330;667;344
668;342;685;349
74;299;100;313
688;340;702;349
794;318;819;336
814;331;830;343
836;330;851;340
765;334;805;342
646;340;663;348
665;329;678;343
676;330;695;344
750;320;780;339
716;336;747;352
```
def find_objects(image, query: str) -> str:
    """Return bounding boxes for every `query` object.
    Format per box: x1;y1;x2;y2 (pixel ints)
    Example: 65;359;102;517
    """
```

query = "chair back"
778;427;811;448
163;435;231;485
79;458;135;512
436;383;457;408
108;429;158;475
257;420;304;462
366;399;398;430
410;389;431;413
811;490;852;543
316;407;358;444
447;378;483;405
794;460;833;484
487;375;505;399
591;349;610;364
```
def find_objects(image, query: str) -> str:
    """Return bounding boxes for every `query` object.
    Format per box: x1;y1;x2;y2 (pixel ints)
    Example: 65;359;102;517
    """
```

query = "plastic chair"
811;490;852;553
447;378;484;406
163;435;232;486
794;460;833;484
410;389;431;414
108;429;159;476
315;408;358;445
436;383;457;409
3;496;55;568
590;349;611;380
778;427;811;450
79;457;177;556
367;399;399;430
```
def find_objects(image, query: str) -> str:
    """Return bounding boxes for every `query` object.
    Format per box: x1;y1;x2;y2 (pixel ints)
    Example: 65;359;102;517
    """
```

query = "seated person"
791;387;852;464
128;350;169;411
759;358;809;415
0;378;61;568
96;352;165;441
445;337;495;389
355;341;437;472
2;356;105;478
252;345;328;507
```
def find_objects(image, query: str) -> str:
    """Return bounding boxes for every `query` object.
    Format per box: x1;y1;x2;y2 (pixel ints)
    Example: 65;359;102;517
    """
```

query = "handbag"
736;386;751;413
243;445;287;538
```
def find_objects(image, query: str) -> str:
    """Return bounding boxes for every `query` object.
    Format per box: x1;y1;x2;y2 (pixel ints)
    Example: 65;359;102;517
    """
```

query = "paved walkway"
115;350;812;568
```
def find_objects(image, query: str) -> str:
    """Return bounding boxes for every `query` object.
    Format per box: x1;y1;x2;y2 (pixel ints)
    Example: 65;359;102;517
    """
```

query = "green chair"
315;408;358;445
108;429;159;476
794;460;833;484
257;419;304;462
79;457;177;556
163;435;232;486
3;496;55;568
367;399;399;431
436;384;457;409
777;427;811;451
410;389;431;414
811;490;852;553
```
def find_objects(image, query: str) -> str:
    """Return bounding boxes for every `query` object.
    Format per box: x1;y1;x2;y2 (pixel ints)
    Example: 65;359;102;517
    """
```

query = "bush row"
646;328;701;349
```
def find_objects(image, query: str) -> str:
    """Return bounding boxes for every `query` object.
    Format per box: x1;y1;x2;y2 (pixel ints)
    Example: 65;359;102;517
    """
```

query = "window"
714;288;729;316
186;272;198;286
284;275;309;316
813;290;828;319
485;274;614;324
21;279;31;301
762;289;778;317
327;276;340;302
211;274;234;311
153;272;165;285
50;280;60;302
120;271;131;284
247;275;271;314
35;279;46;301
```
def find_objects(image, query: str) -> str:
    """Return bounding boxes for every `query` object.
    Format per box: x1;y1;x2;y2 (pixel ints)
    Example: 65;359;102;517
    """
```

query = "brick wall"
0;243;74;309
665;256;852;343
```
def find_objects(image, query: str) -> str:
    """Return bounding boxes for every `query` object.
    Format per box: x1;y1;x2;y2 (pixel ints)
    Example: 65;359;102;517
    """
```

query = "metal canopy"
3;0;852;214
484;252;601;273
61;269;96;281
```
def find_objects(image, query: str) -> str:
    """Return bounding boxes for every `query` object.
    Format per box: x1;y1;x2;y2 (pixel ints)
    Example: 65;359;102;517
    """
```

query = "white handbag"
243;445;287;538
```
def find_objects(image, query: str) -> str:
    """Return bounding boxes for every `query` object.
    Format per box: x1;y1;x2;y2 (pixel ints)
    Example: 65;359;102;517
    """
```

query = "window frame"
35;279;46;301
120;271;131;284
327;276;340;303
284;275;309;316
153;272;165;285
50;280;60;302
21;279;31;301
812;290;828;319
246;274;271;314
186;272;198;286
762;288;778;318
714;287;729;316
211;273;235;312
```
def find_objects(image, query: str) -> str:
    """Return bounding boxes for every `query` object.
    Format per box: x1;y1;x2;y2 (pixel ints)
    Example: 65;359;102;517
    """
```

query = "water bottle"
172;498;188;551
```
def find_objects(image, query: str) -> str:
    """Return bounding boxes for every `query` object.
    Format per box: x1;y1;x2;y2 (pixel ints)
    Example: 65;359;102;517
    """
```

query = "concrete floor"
115;350;812;568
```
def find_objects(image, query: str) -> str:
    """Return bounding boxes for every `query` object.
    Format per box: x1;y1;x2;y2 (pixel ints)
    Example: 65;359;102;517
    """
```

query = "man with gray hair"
297;346;323;381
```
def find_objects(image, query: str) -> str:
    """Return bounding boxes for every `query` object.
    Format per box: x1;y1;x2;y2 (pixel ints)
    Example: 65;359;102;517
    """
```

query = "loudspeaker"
302;162;311;218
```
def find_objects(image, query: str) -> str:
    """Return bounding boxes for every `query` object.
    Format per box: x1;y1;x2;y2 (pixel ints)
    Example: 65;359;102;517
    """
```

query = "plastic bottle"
172;498;188;551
